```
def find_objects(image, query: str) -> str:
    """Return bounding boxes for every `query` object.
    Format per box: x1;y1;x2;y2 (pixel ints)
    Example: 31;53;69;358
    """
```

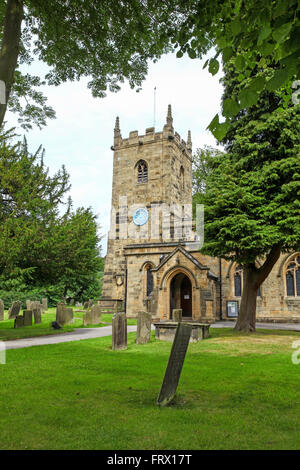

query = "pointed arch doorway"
170;273;192;319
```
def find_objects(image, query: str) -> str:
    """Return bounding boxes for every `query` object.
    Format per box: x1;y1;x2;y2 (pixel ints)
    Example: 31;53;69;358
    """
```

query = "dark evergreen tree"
200;61;300;331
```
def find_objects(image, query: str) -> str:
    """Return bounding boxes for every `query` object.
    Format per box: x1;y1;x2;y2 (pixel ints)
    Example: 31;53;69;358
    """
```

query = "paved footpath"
4;321;300;350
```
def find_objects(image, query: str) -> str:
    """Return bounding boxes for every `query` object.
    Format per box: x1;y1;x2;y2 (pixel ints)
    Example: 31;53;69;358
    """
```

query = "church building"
101;106;300;323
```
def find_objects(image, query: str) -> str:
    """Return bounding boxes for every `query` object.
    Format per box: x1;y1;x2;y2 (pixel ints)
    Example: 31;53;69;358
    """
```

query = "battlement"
113;105;192;155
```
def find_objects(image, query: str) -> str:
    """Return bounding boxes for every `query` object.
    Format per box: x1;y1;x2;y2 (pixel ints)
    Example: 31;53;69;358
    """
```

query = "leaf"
257;24;272;45
222;98;240;117
238;88;259;108
265;68;290;91
208;58;220;76
188;49;197;59
272;23;293;44
207;114;230;141
176;50;184;58
249;76;266;92
222;47;234;62
231;18;242;36
203;59;209;69
235;55;245;71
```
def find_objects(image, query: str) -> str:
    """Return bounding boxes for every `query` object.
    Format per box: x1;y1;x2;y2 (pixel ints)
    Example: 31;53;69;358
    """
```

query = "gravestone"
112;312;127;350
83;305;102;326
23;310;33;326
26;300;31;309
157;322;192;406
33;308;42;324
8;301;21;319
14;315;24;328
172;309;182;322
56;303;73;326
83;301;89;309
42;298;48;311
0;299;4;321
88;299;94;308
69;299;74;306
136;311;152;345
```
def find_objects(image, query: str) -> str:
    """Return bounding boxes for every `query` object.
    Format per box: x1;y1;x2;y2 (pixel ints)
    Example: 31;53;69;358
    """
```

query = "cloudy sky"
7;52;224;255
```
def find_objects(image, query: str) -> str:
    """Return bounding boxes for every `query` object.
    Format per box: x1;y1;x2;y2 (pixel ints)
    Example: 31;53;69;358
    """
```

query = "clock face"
133;207;149;226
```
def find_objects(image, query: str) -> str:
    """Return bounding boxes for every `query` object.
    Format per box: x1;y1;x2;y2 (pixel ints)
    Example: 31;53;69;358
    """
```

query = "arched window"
136;160;148;183
285;254;300;296
234;265;242;297
233;265;262;298
146;266;153;296
180;166;184;191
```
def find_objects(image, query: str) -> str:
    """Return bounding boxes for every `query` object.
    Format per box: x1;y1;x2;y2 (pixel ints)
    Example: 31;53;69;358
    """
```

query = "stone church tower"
102;105;194;303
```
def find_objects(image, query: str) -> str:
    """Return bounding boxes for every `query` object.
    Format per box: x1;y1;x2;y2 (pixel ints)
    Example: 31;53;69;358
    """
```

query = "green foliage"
201;62;300;265
0;132;103;302
162;0;300;139
192;145;224;195
1;0;173;128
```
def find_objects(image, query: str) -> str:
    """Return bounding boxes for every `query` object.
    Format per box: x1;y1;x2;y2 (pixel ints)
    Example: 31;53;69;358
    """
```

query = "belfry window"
137;160;148;183
180;166;184;191
285;254;300;297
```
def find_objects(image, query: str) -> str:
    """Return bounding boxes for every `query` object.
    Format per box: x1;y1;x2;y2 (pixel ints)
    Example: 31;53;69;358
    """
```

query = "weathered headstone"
157;322;192;406
26;300;31;310
83;301;89;309
23;310;33;326
14;315;24;328
42;298;48;311
56;303;74;326
0;299;4;321
172;309;182;322
136;311;152;345
112;312;127;350
33;308;42;324
88;299;94;308
83;305;102;326
69;299;74;306
8;300;21;319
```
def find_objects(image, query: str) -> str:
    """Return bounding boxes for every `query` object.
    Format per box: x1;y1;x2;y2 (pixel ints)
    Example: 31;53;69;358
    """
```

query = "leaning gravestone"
23;310;33;326
172;309;182;322
136;311;152;345
8;301;21;319
83;305;102;326
157;322;192;406
56;303;73;326
112;312;127;350
33;308;42;324
14;315;24;328
0;299;4;321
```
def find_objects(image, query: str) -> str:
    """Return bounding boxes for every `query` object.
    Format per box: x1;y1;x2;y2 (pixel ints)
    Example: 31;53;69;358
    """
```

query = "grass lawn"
0;327;300;450
0;308;137;341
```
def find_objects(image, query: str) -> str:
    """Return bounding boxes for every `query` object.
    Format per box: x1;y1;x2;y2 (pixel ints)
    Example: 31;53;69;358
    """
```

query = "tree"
0;132;103;302
161;0;300;139
1;1;299;133
0;0;173;129
200;61;300;332
192;146;224;195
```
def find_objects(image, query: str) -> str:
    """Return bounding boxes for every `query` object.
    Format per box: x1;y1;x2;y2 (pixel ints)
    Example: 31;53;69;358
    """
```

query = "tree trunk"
234;266;258;332
0;0;24;128
234;244;282;332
